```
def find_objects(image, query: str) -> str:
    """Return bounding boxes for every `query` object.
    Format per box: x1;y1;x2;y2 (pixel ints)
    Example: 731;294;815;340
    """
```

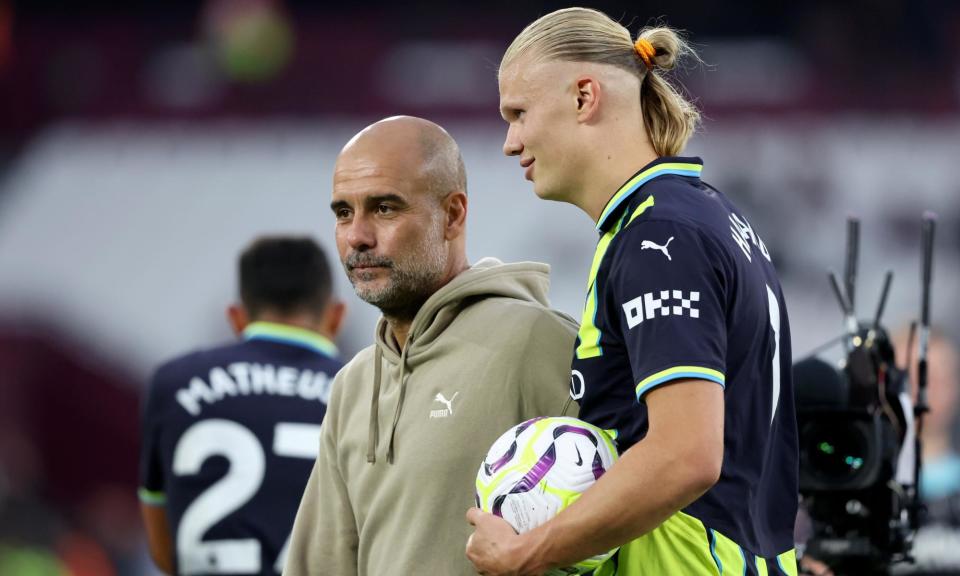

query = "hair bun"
637;27;682;71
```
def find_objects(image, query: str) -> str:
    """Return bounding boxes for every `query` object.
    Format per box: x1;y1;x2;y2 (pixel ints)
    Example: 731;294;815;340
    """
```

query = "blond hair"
500;7;700;157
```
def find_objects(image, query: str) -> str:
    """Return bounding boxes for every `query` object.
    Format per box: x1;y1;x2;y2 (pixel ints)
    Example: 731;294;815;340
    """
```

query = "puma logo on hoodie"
430;392;459;418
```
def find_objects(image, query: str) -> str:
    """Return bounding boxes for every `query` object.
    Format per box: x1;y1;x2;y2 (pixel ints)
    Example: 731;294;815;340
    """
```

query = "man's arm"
140;369;174;574
467;378;723;575
284;373;359;576
140;502;174;574
519;311;579;418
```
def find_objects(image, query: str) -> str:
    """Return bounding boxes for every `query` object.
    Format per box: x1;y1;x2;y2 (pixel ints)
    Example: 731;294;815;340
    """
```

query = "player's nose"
503;125;523;157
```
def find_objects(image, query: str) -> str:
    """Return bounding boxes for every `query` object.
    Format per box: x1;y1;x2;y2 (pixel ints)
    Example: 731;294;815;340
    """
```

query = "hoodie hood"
367;257;554;463
374;257;552;362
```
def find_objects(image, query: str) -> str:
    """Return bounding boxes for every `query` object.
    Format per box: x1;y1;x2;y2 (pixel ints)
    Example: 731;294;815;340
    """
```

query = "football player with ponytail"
467;8;799;576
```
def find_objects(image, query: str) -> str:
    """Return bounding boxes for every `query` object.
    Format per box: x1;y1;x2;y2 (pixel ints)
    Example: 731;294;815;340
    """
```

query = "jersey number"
172;419;320;574
766;285;781;425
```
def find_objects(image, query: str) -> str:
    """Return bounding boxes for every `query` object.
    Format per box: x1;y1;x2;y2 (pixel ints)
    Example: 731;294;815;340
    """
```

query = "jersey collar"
596;156;704;232
243;321;339;358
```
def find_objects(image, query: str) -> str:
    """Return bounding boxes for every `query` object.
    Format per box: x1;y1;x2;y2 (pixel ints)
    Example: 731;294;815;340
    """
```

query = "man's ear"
443;191;468;241
575;76;602;123
321;299;347;341
226;304;250;337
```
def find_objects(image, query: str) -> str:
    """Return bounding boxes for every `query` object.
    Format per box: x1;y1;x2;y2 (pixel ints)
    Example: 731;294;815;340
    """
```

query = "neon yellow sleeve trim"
635;365;725;400
138;487;167;506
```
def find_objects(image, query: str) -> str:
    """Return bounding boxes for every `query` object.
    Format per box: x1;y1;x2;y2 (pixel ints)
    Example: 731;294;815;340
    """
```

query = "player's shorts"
594;511;798;576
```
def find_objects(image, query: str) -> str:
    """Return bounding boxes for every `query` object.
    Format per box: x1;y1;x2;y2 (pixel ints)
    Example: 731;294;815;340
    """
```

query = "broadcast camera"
795;216;936;575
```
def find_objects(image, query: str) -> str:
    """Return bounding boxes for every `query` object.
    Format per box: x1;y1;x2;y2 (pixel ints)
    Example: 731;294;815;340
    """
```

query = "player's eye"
501;108;524;123
376;203;394;215
335;208;352;220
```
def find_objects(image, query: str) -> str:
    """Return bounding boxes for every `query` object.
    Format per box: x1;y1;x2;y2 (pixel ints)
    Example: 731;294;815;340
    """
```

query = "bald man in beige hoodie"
284;116;578;575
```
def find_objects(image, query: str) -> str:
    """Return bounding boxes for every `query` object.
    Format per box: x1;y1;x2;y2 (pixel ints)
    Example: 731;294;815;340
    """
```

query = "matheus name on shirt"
176;362;332;416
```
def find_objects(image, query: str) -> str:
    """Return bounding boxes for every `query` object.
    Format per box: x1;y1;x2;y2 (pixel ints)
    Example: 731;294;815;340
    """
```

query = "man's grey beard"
344;224;448;321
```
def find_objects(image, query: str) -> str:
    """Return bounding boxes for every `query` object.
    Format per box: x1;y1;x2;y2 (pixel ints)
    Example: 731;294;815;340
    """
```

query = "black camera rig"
795;214;937;575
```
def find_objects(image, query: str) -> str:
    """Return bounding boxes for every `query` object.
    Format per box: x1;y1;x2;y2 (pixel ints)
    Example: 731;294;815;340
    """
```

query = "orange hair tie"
634;38;655;70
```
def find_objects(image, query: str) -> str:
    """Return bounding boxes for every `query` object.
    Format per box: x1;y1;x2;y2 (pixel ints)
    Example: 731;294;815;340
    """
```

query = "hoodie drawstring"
386;342;411;464
367;344;383;463
367;339;411;464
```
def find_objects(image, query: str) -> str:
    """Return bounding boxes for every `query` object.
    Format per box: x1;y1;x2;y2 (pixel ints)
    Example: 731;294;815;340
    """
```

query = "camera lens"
804;421;869;483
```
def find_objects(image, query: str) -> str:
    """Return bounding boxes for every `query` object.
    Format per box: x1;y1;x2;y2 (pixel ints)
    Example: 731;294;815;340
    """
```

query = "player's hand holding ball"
467;417;619;575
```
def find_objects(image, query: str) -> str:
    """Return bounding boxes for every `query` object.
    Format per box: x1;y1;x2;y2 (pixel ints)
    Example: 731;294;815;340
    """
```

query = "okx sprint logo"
622;290;700;329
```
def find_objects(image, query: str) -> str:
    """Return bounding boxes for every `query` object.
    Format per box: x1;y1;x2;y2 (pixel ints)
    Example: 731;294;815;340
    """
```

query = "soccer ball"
475;416;620;575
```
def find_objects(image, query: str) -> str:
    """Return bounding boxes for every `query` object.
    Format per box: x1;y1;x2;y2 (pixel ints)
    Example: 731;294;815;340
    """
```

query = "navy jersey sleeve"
138;369;167;506
610;220;728;402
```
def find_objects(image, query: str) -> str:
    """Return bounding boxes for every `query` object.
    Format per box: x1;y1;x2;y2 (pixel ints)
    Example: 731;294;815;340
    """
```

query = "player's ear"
575;76;601;123
226;304;250;337
443;191;468;241
321;299;347;341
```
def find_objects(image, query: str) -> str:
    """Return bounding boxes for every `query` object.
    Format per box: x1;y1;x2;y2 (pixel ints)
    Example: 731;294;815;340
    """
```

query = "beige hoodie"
285;258;578;576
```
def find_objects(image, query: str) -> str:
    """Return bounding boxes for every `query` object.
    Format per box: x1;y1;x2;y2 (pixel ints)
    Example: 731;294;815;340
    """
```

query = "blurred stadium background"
0;1;957;574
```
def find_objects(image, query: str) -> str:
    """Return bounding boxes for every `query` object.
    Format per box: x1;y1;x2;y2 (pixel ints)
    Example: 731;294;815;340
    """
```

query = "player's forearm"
516;426;721;573
141;503;175;574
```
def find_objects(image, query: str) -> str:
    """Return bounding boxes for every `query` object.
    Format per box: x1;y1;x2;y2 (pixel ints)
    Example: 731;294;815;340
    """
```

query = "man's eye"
376;204;394;215
335;208;352;219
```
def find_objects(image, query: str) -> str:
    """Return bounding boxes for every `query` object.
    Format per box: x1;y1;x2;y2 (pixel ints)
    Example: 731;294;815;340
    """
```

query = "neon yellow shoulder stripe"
575;228;616;359
576;196;655;359
629;197;656;225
